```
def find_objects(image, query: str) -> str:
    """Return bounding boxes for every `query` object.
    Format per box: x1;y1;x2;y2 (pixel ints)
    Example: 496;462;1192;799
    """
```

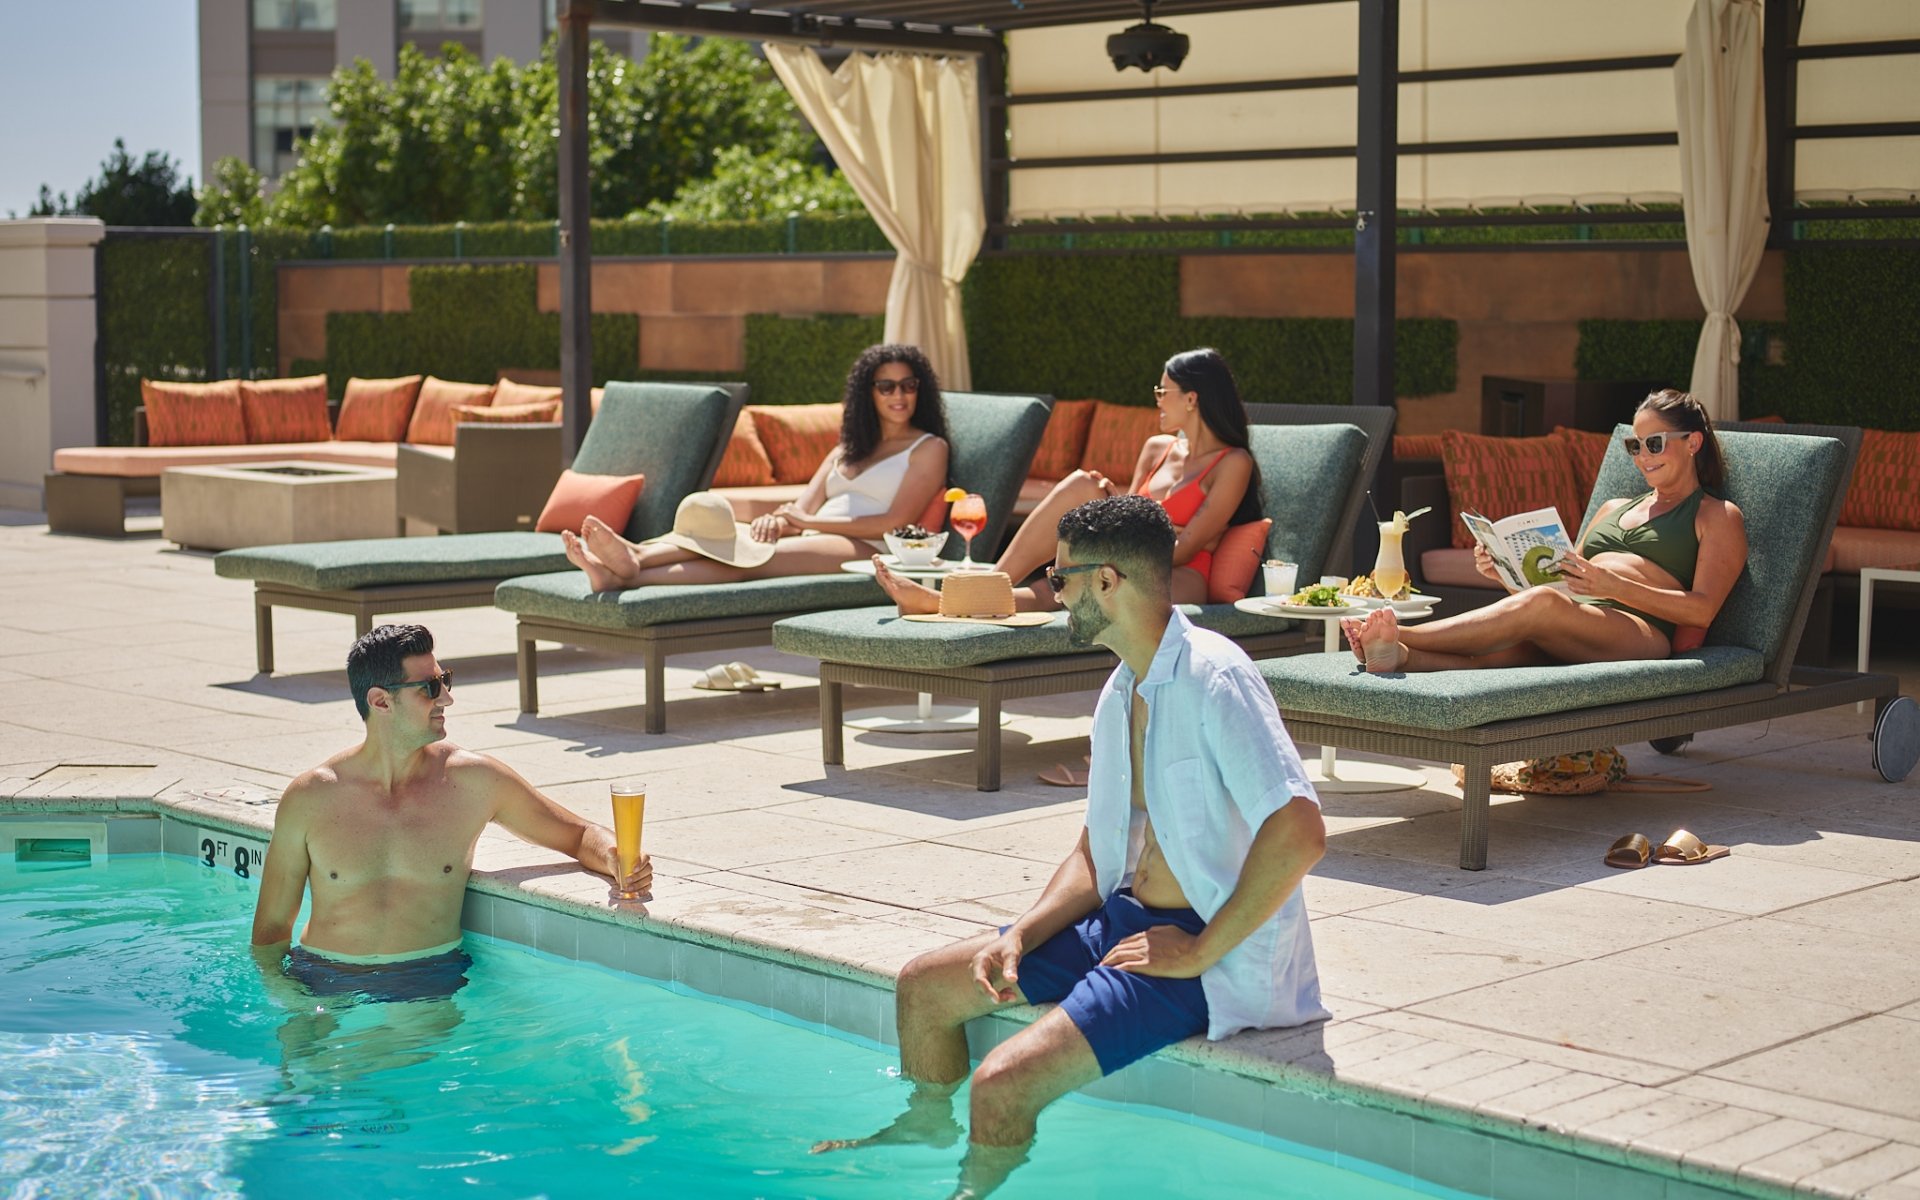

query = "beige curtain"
1674;0;1768;421
767;45;984;389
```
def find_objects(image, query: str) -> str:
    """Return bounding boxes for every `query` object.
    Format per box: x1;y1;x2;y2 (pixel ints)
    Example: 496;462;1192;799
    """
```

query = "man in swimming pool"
250;623;650;1002
817;496;1328;1198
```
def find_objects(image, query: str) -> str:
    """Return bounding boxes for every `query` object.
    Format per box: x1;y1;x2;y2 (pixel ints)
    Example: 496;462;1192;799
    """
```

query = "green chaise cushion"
496;571;886;630
215;532;568;591
1258;645;1766;730
772;604;1296;671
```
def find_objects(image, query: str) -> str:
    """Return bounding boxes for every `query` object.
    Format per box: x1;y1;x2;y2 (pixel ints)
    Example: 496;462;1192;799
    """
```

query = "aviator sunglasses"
874;377;921;396
1621;432;1685;457
1045;562;1125;592
385;669;454;699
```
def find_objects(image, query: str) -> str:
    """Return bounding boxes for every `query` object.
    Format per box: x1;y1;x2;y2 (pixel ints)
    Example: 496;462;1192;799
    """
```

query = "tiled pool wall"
3;808;1768;1200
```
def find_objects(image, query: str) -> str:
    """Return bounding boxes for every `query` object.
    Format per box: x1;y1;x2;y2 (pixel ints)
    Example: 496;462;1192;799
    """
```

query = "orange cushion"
1079;402;1164;483
239;375;331;444
1207;518;1272;603
535;469;646;535
1440;431;1583;549
1839;429;1920;532
493;378;564;410
141;379;246;447
335;375;424;442
713;411;778;488
1393;433;1447;461
1550;426;1613;511
1030;399;1099;481
406;376;496;446
590;386;604;417
750;403;843;485
452;399;560;424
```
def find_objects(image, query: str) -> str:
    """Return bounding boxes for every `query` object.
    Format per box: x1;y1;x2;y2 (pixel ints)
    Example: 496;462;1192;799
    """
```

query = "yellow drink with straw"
610;780;646;900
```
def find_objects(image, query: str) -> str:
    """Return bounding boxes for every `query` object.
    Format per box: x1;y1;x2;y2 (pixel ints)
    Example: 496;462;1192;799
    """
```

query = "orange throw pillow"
1839;429;1920;532
1207;518;1272;603
1440;432;1584;549
493;378;564;410
141;379;246;447
1079;402;1164;483
335;375;424;442
712;411;778;488
1030;399;1099;481
750;403;843;484
535;469;646;535
452;399;560;425
406;376;496;446
1393;433;1446;461
239;375;331;444
1550;426;1613;511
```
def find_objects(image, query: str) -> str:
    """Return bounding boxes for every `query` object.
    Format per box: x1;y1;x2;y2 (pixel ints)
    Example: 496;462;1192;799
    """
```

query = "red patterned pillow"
1079;402;1164;483
1207;519;1273;603
239;375;331;444
1551;427;1613;510
335;375;424;442
1839;429;1920;532
141;379;247;447
749;403;843;485
713;411;778;488
1440;432;1584;549
1030;399;1098;481
1393;433;1447;461
406;377;496;446
452;399;560;425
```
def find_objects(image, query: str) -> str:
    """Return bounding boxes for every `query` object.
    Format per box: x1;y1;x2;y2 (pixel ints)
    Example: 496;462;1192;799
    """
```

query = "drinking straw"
1366;489;1383;523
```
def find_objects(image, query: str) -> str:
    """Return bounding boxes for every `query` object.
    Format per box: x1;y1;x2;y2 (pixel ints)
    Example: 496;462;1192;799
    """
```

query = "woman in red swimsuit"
876;347;1261;613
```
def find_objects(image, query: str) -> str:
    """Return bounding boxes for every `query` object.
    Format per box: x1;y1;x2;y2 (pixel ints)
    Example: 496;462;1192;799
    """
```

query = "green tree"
193;157;272;228
644;145;863;221
29;139;197;226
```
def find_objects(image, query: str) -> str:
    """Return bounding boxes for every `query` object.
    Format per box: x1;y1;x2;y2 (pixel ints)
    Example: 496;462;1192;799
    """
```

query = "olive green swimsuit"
1576;488;1705;639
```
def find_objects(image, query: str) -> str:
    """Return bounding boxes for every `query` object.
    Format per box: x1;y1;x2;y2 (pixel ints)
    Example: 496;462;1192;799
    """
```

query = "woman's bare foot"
562;529;625;593
1340;616;1367;664
581;514;630;567
1357;606;1408;673
873;557;941;615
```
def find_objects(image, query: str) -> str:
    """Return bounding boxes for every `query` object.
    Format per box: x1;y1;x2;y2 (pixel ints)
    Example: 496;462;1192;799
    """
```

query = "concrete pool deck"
4;512;1918;1200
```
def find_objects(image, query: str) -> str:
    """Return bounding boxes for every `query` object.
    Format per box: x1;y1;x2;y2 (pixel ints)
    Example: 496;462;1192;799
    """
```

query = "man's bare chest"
306;791;489;885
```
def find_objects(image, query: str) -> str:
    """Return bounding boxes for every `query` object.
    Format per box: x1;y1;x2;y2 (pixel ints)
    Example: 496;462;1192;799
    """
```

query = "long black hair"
1637;387;1726;492
840;344;949;465
1165;347;1262;524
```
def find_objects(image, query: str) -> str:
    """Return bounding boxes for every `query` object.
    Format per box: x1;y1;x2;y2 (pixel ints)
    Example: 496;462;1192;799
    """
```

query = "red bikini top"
1136;441;1230;527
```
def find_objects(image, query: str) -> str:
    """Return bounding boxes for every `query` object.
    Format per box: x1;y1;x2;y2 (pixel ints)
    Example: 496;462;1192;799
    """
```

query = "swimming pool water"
0;855;1477;1200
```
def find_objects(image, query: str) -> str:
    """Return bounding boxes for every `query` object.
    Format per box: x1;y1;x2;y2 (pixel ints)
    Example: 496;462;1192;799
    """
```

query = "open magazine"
1460;507;1593;598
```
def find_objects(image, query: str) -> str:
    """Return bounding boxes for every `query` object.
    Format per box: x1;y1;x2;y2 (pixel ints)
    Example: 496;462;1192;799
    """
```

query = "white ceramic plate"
1338;593;1441;615
840;556;957;579
1234;598;1362;618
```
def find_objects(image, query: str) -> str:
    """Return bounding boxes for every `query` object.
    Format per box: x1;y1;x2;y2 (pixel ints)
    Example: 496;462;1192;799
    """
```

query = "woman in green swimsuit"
1346;389;1749;673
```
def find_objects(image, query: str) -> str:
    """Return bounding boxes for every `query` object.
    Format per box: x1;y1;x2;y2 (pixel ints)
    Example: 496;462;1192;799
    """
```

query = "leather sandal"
1653;829;1730;866
1604;833;1652;869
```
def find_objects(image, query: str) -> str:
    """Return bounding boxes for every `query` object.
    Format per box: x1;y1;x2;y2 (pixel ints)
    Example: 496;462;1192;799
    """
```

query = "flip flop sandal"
1653;829;1730;866
1604;832;1652;869
1038;763;1089;788
692;662;782;693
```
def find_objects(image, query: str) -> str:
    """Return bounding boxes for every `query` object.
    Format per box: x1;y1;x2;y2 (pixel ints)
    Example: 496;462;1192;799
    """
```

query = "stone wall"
0;219;107;511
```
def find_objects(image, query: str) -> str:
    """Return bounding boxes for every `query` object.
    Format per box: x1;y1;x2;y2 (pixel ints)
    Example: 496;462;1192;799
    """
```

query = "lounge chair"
213;382;745;672
1257;421;1910;870
493;391;1052;733
769;403;1398;790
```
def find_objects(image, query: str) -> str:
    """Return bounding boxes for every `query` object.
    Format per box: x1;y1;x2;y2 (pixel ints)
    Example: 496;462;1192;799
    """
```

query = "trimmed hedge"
964;254;1455;405
291;214;891;260
99;236;215;445
1575;319;1790;419
744;314;882;407
1783;245;1920;430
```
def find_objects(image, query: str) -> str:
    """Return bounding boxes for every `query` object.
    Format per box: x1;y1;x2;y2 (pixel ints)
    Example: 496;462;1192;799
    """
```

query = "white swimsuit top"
813;433;935;522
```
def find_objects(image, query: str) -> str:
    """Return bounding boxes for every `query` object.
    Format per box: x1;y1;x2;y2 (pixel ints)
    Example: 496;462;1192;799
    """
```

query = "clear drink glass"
950;493;988;570
1373;521;1409;599
610;780;646;900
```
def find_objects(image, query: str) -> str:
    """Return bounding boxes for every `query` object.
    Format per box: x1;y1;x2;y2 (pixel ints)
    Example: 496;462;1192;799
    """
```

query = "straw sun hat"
903;571;1053;627
644;492;776;567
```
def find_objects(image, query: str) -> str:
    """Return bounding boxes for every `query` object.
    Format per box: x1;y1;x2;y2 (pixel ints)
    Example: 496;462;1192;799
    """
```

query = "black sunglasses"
874;377;921;396
1045;562;1124;592
385;669;454;700
1622;432;1681;457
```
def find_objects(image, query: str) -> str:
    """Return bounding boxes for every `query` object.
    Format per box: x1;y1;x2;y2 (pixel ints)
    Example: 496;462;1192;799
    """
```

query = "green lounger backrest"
1247;402;1396;578
576;382;746;542
942;391;1052;553
1247;423;1370;592
1581;421;1860;684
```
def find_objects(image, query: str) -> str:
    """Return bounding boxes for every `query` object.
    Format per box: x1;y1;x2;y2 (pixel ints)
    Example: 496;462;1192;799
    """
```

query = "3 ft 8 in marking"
201;836;264;879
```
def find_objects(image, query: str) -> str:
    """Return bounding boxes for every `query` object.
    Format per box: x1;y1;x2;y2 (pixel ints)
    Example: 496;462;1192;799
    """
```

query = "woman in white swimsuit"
562;344;951;591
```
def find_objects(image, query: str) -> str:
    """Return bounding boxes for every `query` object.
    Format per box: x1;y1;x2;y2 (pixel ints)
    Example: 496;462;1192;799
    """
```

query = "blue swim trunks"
286;943;472;1004
1010;890;1209;1076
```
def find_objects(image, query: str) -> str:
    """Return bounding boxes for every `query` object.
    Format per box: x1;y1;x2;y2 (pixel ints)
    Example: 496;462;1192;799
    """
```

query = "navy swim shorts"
286;943;473;1003
1011;890;1209;1076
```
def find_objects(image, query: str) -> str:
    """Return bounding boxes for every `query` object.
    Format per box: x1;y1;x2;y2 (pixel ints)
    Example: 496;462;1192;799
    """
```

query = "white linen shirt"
1084;610;1328;1040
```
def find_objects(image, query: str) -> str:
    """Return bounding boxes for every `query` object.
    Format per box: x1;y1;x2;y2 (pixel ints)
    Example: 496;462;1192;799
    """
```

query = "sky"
0;0;202;217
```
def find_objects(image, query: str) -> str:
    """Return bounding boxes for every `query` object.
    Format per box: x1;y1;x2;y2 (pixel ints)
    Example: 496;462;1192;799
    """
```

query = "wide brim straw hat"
644;491;777;568
903;571;1054;627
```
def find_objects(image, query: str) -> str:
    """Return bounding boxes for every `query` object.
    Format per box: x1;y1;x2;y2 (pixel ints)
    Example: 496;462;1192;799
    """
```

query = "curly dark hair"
1056;494;1177;594
346;623;434;719
839;344;950;466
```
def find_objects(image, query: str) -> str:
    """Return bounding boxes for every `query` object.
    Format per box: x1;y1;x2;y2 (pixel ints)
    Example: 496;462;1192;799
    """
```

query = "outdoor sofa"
211;382;744;672
1259;421;1910;871
492;390;1053;735
768;402;1397;790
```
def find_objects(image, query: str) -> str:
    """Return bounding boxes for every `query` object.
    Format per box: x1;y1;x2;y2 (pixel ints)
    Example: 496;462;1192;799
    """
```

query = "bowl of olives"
884;524;948;567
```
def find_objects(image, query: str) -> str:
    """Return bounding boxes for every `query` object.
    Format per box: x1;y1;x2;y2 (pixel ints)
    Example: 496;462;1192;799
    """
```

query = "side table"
1857;566;1920;712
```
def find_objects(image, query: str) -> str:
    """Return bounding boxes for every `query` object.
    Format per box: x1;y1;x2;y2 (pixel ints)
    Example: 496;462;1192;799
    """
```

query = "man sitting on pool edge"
817;495;1328;1199
250;623;650;1002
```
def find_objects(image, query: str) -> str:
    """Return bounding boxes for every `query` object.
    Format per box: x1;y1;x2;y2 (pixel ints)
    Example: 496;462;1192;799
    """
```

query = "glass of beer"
610;780;647;900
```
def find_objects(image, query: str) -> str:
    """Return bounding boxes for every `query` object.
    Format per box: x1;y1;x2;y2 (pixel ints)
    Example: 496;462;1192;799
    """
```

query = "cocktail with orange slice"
946;487;988;571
